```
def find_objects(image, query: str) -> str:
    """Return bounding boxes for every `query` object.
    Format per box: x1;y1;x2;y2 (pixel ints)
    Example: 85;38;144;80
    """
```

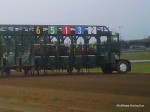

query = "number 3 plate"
75;26;84;34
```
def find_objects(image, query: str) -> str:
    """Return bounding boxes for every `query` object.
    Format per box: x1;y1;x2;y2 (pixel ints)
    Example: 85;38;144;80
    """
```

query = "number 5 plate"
48;26;57;34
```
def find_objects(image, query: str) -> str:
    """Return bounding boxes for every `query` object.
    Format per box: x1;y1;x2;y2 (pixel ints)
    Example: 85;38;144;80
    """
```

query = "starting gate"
0;25;131;76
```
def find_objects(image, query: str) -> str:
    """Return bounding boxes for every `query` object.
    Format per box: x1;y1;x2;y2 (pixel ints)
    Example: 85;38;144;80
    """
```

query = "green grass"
121;51;150;60
93;50;150;73
90;68;101;73
120;51;150;73
76;51;150;73
12;51;150;75
89;63;150;74
131;63;150;73
90;63;150;74
81;50;150;73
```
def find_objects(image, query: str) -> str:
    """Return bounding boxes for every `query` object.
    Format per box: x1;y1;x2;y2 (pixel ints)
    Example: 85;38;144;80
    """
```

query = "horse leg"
77;68;80;74
70;68;73;75
24;70;28;76
1;69;4;77
44;69;47;75
37;70;39;76
67;69;70;75
6;69;10;76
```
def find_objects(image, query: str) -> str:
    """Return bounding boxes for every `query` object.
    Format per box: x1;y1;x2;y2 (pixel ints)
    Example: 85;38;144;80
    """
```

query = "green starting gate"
0;25;131;76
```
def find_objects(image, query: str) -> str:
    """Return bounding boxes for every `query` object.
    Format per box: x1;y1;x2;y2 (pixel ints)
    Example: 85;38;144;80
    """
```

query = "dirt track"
0;73;149;112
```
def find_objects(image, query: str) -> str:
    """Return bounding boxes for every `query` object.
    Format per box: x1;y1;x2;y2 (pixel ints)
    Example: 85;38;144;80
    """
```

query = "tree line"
120;36;150;50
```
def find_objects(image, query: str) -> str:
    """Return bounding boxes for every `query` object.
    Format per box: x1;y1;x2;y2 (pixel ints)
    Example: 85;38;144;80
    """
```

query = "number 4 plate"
88;27;97;34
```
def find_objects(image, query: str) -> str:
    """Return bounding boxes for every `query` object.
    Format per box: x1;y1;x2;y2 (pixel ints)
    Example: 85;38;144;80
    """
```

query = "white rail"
130;60;150;63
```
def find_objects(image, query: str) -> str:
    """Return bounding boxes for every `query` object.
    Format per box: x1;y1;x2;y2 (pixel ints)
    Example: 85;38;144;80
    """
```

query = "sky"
0;0;150;40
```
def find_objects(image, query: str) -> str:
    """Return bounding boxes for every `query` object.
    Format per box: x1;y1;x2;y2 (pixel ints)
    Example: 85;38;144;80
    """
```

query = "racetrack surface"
0;73;149;112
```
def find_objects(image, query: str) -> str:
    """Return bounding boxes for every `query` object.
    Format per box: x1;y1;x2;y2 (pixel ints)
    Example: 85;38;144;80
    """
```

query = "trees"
120;36;150;50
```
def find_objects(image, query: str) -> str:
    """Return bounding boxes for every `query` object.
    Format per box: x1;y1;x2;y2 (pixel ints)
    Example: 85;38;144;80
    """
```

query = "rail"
130;60;150;63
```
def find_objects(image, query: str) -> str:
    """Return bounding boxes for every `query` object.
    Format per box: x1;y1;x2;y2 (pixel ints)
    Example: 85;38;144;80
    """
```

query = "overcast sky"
0;0;150;40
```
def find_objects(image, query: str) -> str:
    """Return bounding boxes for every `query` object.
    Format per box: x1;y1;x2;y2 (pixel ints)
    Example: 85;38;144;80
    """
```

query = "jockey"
89;44;96;54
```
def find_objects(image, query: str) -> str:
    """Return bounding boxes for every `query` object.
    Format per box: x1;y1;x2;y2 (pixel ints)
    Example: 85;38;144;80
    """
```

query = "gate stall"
0;25;34;75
